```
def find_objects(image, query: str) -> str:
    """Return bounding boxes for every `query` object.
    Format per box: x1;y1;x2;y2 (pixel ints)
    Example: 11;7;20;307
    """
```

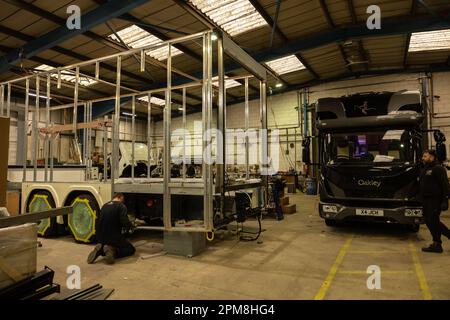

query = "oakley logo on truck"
358;179;381;188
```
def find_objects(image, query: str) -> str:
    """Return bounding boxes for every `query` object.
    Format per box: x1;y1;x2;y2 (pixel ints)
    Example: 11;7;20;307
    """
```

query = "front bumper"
319;202;424;225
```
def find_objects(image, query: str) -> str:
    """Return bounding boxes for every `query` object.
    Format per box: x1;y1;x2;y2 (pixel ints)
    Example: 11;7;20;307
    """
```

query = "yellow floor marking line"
348;250;406;254
339;270;414;275
409;241;432;300
314;235;354;300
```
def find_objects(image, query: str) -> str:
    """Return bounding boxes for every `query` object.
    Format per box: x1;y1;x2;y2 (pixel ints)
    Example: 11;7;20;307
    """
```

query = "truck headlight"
405;208;422;217
323;205;338;213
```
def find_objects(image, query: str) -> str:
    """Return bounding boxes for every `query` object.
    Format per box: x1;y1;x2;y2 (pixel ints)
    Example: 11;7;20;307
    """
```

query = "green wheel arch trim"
68;197;97;243
29;194;53;236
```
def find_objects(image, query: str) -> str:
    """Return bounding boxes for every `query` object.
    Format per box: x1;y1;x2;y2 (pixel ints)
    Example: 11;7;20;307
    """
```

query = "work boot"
87;244;104;264
103;245;116;264
422;242;443;253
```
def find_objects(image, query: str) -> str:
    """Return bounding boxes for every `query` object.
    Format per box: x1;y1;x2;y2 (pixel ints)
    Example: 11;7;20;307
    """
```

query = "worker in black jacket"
87;193;136;264
419;149;450;253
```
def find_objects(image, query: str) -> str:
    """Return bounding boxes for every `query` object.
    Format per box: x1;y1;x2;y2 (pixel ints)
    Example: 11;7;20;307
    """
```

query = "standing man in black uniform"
87;193;136;264
419;149;450;253
272;176;285;221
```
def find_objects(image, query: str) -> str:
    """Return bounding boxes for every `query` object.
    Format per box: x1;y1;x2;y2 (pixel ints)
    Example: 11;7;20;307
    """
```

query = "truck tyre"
27;191;58;237
325;219;338;227
68;194;99;243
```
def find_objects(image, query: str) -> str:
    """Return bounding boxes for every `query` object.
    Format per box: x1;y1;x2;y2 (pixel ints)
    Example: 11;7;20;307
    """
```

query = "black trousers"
422;197;450;244
102;238;136;259
272;189;283;219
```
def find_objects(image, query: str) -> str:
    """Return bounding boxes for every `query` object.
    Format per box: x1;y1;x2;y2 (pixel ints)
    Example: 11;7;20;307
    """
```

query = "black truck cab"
316;90;426;230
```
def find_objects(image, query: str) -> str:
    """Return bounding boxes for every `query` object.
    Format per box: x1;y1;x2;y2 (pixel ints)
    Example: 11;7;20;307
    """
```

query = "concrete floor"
37;193;450;300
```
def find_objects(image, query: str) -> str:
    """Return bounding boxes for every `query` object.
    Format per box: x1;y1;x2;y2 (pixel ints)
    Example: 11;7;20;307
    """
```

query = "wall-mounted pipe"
303;88;309;137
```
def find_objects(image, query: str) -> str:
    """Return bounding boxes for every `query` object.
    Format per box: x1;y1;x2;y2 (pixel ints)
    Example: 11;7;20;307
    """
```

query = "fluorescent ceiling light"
264;55;306;75
35;64;97;87
189;0;267;36
108;25;183;61
212;76;241;89
138;95;166;106
409;29;450;52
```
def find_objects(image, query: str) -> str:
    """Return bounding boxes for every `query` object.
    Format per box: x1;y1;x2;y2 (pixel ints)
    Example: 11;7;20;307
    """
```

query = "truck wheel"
408;224;420;233
27;191;58;237
68;194;99;243
325;219;338;227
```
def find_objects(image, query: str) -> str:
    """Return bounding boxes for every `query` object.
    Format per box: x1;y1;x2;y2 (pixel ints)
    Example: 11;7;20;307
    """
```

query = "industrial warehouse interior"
1;0;450;308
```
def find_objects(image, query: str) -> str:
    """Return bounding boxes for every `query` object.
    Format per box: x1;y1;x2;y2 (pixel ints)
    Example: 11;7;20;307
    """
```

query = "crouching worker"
87;193;136;264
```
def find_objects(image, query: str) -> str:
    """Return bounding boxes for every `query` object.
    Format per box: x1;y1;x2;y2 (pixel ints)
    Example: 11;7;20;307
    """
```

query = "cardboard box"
282;204;297;214
280;196;289;206
6;191;20;216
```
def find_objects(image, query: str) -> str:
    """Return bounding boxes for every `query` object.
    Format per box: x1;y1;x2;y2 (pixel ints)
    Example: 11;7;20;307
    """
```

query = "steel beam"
173;0;216;29
286;65;450;91
173;0;261;91
249;0;319;79
404;0;419;68
0;0;149;74
415;0;450;24
163;44;172;230
346;0;369;71
252;13;450;64
0;19;152;86
318;0;353;74
152;12;450;96
0;207;72;228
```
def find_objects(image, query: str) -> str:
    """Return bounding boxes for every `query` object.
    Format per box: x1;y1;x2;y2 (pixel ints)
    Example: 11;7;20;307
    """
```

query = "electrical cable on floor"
234;191;263;241
239;210;263;242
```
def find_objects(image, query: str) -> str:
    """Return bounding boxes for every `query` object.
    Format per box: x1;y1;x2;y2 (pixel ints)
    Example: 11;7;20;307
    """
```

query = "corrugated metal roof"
0;0;449;104
189;0;268;36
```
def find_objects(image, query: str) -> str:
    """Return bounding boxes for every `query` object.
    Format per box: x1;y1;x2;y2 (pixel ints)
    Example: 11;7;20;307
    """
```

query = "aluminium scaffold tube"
22;79;29;182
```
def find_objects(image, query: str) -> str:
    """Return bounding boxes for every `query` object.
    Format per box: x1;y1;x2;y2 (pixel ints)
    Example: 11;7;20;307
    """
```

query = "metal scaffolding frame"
1;30;268;233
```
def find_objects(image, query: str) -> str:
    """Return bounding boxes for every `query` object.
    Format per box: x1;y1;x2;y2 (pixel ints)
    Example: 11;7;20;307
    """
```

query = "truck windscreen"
323;129;419;164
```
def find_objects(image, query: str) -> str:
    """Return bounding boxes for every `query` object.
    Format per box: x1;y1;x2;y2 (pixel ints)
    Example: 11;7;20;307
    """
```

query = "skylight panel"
264;55;306;75
212;76;241;89
189;0;268;36
35;64;97;87
409;29;450;52
108;25;183;61
138;95;166;106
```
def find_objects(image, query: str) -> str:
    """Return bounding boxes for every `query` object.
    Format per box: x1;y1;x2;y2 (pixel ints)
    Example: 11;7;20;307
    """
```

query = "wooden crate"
282;204;297;214
280;196;289;206
0;223;37;289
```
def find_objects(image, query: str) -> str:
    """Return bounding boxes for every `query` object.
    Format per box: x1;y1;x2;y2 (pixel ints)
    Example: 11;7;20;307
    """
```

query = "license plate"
405;209;422;217
356;209;384;217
